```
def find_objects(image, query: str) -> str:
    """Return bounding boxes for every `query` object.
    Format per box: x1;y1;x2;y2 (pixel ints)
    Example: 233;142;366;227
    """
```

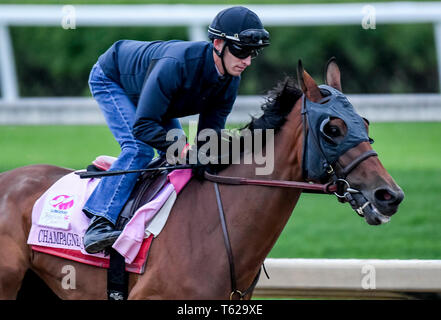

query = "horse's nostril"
375;189;392;202
374;188;404;206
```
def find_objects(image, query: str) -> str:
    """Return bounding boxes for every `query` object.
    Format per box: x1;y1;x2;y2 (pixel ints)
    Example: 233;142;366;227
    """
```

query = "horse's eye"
320;118;345;145
326;125;341;138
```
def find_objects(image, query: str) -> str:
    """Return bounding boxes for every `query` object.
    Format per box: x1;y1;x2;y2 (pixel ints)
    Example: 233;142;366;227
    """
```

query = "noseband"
327;149;378;216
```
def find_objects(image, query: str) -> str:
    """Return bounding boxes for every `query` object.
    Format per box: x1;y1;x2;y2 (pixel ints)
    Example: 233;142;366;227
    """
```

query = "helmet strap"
218;42;231;78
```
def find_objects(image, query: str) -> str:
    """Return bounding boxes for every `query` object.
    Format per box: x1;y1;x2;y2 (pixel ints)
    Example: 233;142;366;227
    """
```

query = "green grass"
0;122;440;259
0;125;121;171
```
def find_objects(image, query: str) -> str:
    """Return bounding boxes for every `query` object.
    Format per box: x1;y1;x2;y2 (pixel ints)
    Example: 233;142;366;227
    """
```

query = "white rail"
255;258;441;299
1;3;441;101
1;94;440;125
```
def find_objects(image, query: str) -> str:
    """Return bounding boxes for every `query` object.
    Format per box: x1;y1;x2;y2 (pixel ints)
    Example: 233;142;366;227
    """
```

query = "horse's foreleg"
0;236;30;299
31;252;108;300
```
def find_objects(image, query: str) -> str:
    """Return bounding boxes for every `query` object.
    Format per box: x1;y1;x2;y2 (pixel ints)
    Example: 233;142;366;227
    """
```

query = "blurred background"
0;0;440;283
1;1;439;97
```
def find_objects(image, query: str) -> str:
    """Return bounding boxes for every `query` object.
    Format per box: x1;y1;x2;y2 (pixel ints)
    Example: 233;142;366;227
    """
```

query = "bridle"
299;92;378;216
329;149;378;216
203;92;378;300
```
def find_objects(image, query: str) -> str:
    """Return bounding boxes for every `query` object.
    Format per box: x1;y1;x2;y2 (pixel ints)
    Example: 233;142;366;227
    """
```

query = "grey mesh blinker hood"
301;85;371;182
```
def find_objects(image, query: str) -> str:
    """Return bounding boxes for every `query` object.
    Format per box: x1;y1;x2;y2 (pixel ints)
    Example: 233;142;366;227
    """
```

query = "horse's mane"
243;76;303;132
208;76;303;172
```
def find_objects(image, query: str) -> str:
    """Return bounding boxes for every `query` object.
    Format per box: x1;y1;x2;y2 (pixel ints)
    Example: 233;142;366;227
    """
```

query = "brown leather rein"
204;171;338;194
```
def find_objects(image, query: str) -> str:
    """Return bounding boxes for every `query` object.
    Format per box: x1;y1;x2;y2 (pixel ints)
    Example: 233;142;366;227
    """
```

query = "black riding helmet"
208;6;270;76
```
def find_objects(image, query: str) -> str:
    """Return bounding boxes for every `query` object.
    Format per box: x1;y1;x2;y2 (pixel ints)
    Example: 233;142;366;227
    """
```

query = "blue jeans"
83;63;183;225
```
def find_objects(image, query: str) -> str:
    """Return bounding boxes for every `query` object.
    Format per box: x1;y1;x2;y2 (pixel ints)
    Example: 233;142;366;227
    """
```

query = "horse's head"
297;58;404;225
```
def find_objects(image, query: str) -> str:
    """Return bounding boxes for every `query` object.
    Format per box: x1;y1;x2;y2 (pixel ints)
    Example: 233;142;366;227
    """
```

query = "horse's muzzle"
372;186;404;215
355;186;404;225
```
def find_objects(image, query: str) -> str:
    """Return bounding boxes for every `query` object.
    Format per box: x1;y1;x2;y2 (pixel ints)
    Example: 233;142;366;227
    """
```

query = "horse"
0;59;404;300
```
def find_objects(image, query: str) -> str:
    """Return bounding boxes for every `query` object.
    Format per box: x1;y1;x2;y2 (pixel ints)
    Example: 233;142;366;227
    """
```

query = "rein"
204;171;338;193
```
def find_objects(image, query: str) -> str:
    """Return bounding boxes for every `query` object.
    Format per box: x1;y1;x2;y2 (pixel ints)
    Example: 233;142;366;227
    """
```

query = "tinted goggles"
227;42;261;59
237;28;270;46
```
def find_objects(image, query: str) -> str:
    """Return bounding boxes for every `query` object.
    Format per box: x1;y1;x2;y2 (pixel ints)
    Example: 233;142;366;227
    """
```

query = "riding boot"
83;216;122;254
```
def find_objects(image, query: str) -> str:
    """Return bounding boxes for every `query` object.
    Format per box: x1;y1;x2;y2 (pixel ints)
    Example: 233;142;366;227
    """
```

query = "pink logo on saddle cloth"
50;195;75;211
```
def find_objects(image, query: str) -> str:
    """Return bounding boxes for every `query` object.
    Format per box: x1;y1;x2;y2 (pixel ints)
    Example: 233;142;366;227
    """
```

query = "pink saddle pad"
27;168;192;274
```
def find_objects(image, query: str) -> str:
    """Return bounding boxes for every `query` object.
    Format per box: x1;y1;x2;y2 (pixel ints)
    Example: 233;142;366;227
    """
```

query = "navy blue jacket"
98;40;240;152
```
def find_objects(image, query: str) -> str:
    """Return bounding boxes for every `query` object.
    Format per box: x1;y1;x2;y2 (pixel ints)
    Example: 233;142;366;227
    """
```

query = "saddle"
86;155;171;300
87;156;170;231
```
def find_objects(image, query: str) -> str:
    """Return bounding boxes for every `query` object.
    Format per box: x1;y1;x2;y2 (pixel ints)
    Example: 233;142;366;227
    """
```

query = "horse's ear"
297;59;322;102
325;57;342;92
296;60;306;92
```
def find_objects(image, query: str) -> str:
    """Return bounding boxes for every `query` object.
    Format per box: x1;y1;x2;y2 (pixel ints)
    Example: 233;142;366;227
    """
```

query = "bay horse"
0;59;403;300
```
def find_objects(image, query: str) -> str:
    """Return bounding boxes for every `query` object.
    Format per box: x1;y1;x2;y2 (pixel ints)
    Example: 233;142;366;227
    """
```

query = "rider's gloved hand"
192;162;210;180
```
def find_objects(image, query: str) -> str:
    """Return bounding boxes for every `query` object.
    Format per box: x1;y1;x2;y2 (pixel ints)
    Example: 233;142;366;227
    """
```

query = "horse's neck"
217;103;304;287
